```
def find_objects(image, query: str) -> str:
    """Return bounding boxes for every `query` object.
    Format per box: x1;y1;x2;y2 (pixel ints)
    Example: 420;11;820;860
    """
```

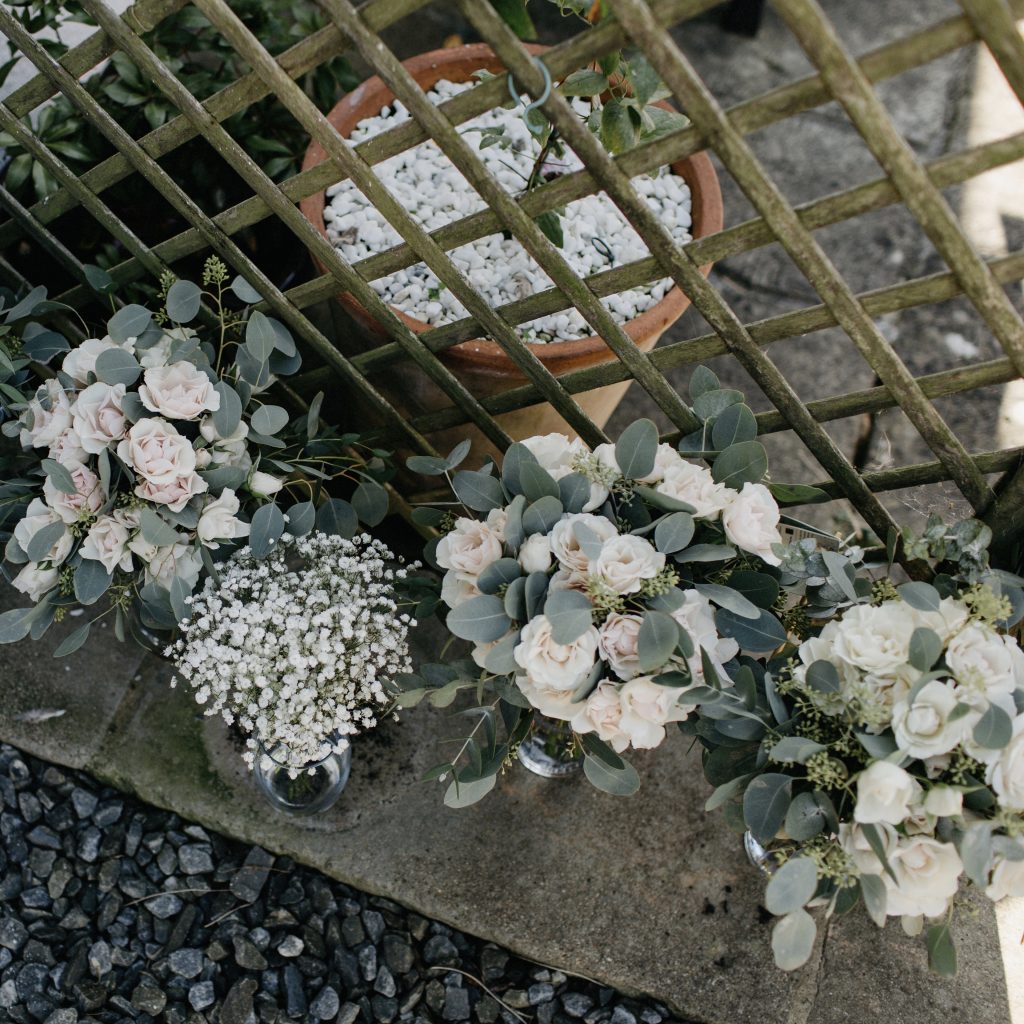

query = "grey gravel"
0;743;688;1024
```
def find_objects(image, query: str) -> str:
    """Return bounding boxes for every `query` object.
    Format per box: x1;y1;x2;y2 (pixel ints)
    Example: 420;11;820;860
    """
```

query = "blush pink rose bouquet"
0;259;393;654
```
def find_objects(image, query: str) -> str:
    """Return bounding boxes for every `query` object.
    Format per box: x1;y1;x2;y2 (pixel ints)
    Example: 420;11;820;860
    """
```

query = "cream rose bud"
441;569;479;609
72;381;128;454
986;715;1024;811
986;850;1024;902
513;614;599;692
721;482;783;565
598;613;644;681
892;679;967;760
571;681;629;752
247;471;283;500
884;835;963;919
550;513;618;581
139;361;220;420
854;761;920;825
197;489;250;549
14;498;72;566
20;379;72;450
670;589;739;679
80;515;133;574
655;460;732;520
12;562;58;603
43;460;104;524
923;785;963;818
518;533;552;574
436;517;503;582
61;335;136;385
617;676;689;749
592;534;664;595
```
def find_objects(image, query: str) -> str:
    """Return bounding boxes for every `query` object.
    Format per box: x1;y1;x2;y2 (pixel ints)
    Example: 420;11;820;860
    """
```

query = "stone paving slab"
0;600;1016;1024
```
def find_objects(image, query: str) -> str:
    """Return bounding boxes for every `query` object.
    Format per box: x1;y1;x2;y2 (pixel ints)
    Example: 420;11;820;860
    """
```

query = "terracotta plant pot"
300;44;723;458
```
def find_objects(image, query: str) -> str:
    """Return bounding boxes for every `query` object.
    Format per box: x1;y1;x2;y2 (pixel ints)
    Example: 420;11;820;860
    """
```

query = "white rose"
946;623;1024;703
43;460;104;524
13;498;72;565
513;614;599;692
923;785;963;818
892;679;967;760
80;515;133;574
117;418;207;513
670;589;739;679
884;835;962;920
196;489;250;549
598;612;644;681
71;381;128;454
138;326;196;369
592;441;684;485
617;675;689;749
484;506;508;540
518;533;552;574
986;849;1024;901
199;417;251;470
247;471;283;501
571;681;629;752
48;428;87;466
130;537;202;591
655;460;732;520
591;534;664;595
138;361;220;421
550;513;618;583
12;563;58;602
830;603;920;678
986;715;1024;811
61;335;136;385
908;597;970;644
20;379;72;450
521;433;607;510
839;821;900;877
721;482;783;565
436;517;503;584
441;570;479;609
854;761;920;825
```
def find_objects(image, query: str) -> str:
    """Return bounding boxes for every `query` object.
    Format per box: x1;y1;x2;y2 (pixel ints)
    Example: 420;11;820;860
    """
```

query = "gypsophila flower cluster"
168;532;416;770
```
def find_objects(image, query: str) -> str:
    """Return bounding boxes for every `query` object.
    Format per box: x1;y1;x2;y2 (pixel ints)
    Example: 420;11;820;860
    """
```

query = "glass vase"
254;742;352;816
744;831;797;876
517;718;582;779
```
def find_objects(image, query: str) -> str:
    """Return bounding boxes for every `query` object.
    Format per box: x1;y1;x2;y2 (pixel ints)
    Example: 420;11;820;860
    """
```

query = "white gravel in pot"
324;78;692;343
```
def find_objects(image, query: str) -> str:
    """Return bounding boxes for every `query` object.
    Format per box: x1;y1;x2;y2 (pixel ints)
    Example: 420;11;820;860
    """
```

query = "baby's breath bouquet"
167;531;417;770
696;518;1024;975
398;368;829;805
0;260;393;654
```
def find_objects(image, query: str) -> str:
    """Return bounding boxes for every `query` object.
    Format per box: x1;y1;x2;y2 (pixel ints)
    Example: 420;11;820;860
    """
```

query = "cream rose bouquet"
0;260;393;653
397;368;826;805
696;518;1024;975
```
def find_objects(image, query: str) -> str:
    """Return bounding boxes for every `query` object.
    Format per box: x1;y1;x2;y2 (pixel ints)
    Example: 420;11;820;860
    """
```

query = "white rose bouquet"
0;260;393;654
167;531;417;769
397;368;824;805
697;517;1024;975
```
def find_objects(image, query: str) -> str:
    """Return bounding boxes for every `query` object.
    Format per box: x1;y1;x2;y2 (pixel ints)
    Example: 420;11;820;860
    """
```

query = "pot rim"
298;43;724;379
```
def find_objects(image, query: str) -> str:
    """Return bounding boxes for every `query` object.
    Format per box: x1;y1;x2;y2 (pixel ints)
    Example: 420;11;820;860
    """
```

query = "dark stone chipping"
0;743;689;1023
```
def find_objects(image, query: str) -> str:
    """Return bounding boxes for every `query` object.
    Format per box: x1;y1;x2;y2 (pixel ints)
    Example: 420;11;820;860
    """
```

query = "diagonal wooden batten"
0;2;441;459
315;0;700;435
462;0;905;552
184;0;606;449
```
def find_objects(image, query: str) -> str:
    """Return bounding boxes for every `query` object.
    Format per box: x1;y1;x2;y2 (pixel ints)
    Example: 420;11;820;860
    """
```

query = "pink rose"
117;418;208;513
72;382;128;454
42;460;104;524
138;361;220;421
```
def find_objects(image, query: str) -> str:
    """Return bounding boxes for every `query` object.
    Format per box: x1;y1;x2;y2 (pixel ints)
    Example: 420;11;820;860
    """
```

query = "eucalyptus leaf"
898;581;942;612
859;874;887;927
715;608;787;654
444;775;497;808
693;388;743;423
973;702;1012;749
615;418;658;480
583;754;641;796
0;607;35;644
784;790;834;841
74;560;112;606
212;382;242;438
107;304;152;342
674;543;735;563
53;621;92;659
772;910;817;971
249;503;285;558
908;627;943;671
711;440;768;488
727;570;780;609
769;736;826;765
688;365;720;400
695;583;760;620
42;457;83;497
352;480;389;526
250;404;289;436
446;595;510;643
165;279;201;323
477;558;522;595
959;823;993;888
805;660;840;695
558;473;593;514
139;509;180;547
522;495;563;536
524;571;550;620
654;511;695;554
926;923;957;977
765;856;818;915
445;439;472;470
25;520;66;563
286;501;316;537
230;275;263;303
638;611;679;673
712;402;757;448
316;498;357;538
453;470;505;511
245;311;277;361
545;589;594;644
518;460;560;502
743;773;792;845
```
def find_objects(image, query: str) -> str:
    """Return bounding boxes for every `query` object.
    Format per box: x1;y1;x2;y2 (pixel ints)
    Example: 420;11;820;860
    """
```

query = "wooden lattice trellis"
3;0;1024;556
